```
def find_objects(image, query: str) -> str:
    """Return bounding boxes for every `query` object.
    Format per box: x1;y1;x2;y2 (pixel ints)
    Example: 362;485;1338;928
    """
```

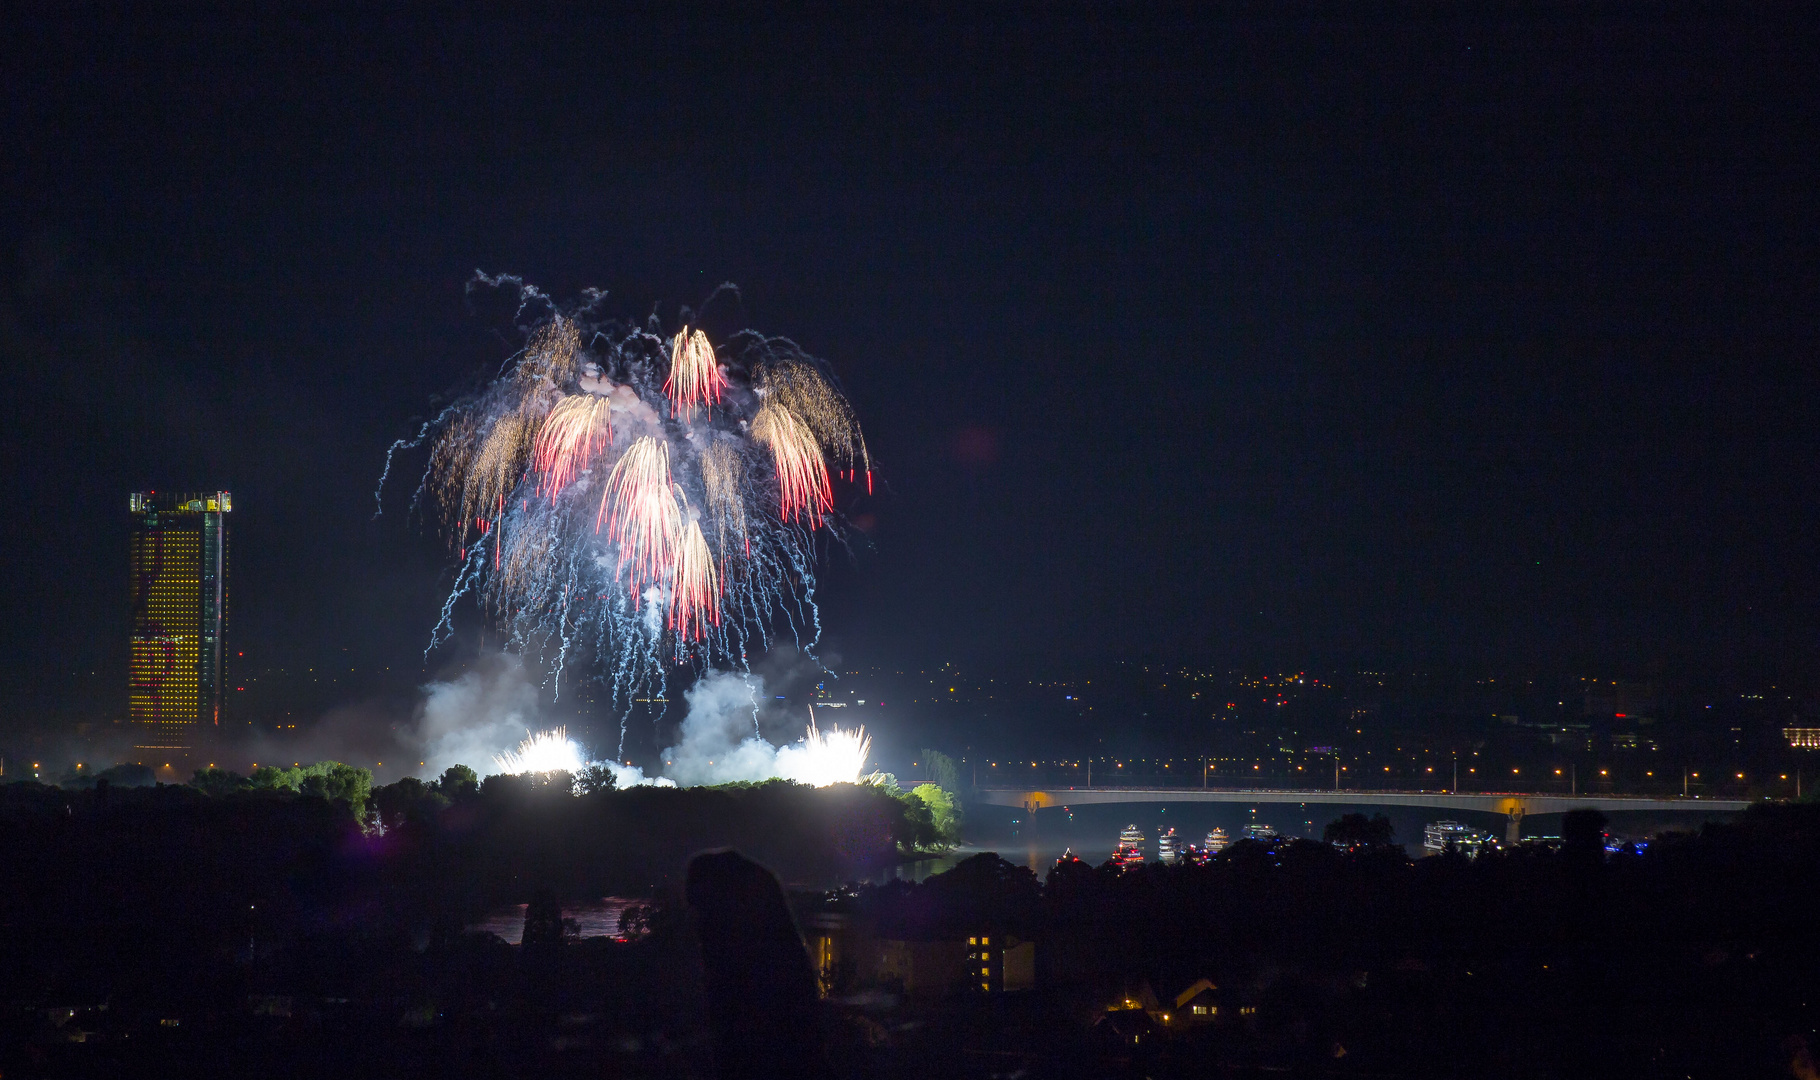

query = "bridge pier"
1504;807;1524;845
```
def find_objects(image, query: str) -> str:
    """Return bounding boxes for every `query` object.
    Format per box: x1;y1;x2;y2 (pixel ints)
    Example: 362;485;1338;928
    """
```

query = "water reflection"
469;897;636;944
866;843;1115;884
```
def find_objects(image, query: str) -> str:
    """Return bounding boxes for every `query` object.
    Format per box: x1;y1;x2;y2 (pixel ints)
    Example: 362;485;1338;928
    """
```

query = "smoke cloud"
414;652;546;779
398;651;869;788
656;670;777;785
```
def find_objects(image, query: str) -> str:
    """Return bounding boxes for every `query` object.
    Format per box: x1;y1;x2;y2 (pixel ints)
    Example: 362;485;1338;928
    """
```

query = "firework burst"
664;327;726;421
494;727;588;775
379;275;877;732
668;506;720;640
598;436;679;596
760;358;870;479
777;714;872;786
533;394;613;499
751;402;833;524
518;316;581;391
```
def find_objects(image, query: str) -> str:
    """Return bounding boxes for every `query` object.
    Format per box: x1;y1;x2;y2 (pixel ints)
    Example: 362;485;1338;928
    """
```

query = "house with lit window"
1174;978;1222;1022
966;933;1035;994
1169;977;1260;1028
1094;1006;1158;1047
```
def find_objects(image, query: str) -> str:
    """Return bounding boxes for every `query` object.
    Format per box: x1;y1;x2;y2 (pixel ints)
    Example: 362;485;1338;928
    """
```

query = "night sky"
5;7;1820;729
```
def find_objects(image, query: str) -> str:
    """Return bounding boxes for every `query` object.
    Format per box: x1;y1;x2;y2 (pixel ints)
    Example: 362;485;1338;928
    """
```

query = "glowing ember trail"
752;402;832;525
667;509;720;640
533;394;613;499
664;327;726;421
760;358;869;477
598;436;679;595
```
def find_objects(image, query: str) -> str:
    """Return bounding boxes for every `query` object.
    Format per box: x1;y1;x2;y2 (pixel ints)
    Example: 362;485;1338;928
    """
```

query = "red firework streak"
533;395;613;500
667;524;721;642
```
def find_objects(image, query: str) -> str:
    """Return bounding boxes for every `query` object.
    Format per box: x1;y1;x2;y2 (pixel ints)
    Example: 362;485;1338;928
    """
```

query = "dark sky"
5;5;1820;724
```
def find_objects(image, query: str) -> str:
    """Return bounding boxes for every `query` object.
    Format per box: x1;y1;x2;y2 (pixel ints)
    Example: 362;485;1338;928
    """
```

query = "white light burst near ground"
775;717;872;787
493;727;587;775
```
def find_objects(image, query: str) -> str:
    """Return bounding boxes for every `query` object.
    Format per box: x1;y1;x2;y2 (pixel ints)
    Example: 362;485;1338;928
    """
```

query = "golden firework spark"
701;438;748;560
532;394;614;499
597;436;679;593
759;359;870;475
751;402;831;524
518;315;581;390
464;412;538;530
428;408;482;535
491;519;559;609
429;409;537;547
668;505;720;640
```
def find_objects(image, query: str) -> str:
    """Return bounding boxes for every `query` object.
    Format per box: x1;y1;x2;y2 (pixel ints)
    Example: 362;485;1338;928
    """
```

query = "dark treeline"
3;771;1817;1077
0;773;924;1004
803;804;1820;1077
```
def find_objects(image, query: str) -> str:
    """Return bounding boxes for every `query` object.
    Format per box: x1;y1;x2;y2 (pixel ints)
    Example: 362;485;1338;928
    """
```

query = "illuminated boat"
1115;824;1146;867
1203;827;1229;853
1157;827;1182;864
1422;820;1485;858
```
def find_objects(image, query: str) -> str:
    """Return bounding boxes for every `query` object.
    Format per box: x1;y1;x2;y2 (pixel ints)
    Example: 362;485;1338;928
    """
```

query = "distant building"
1785;727;1820;750
128;491;231;742
1241;823;1277;842
813;923;1037;998
867;938;967;997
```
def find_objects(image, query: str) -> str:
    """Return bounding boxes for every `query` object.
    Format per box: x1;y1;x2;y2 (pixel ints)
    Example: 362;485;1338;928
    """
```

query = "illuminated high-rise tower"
128;491;230;738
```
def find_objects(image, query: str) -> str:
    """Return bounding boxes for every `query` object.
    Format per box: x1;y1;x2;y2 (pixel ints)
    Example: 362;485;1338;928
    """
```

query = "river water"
469;898;638;944
874;798;1497;883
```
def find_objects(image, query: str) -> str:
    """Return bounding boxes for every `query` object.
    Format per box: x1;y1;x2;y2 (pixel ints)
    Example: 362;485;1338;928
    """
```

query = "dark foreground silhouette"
686;850;831;1080
1;776;1816;1077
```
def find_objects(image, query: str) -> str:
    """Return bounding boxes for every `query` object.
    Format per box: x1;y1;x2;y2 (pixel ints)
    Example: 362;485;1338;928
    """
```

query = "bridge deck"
974;786;1751;815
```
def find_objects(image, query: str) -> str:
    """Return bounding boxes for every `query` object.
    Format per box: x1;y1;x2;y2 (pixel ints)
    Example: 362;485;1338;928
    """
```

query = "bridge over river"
974;786;1753;842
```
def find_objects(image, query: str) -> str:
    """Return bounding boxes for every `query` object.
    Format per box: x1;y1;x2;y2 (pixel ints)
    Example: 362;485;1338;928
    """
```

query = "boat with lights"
1115;825;1146;867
